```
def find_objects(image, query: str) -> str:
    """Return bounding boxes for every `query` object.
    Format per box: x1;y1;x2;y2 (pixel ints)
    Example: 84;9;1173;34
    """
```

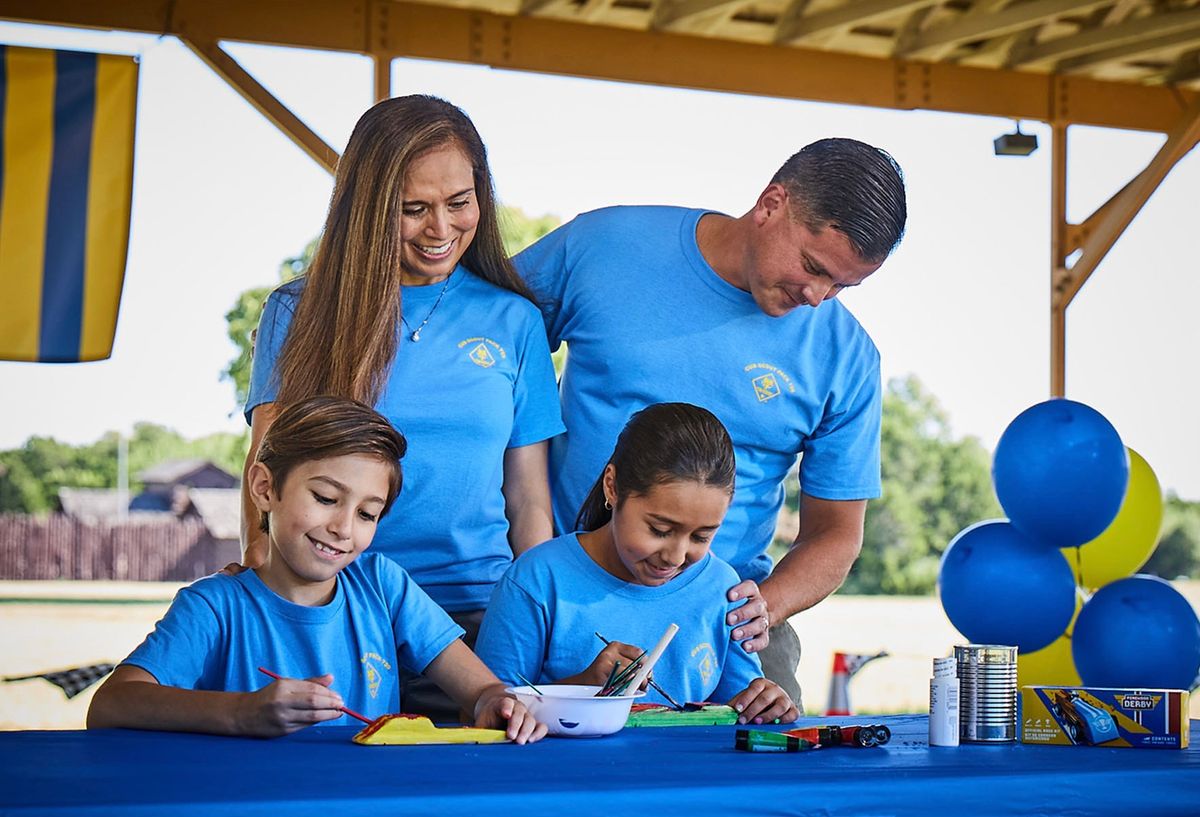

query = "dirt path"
3;581;1197;729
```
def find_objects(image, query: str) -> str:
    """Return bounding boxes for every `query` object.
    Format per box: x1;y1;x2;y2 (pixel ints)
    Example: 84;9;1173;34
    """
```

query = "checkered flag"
4;663;115;699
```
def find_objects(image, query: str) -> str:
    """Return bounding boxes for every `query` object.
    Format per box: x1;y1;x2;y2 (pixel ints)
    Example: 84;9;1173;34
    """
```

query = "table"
1;715;1197;816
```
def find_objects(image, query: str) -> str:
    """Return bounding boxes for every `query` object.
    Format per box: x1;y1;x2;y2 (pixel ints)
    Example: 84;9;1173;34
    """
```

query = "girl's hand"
581;641;645;687
728;678;799;725
472;684;548;744
236;674;345;737
727;579;771;653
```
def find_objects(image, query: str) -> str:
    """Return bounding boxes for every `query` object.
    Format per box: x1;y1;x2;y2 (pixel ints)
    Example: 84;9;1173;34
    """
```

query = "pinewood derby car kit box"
1021;686;1189;749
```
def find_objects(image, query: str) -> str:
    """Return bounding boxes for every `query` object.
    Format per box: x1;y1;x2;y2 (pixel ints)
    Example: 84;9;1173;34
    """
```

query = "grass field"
3;580;1197;729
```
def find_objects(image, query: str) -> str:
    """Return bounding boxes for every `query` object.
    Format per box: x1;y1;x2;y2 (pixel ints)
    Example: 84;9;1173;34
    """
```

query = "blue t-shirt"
515;206;882;583
246;268;565;611
475;533;763;705
122;554;464;725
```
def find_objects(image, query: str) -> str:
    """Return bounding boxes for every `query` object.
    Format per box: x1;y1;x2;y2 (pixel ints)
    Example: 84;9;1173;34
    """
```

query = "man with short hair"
515;138;907;706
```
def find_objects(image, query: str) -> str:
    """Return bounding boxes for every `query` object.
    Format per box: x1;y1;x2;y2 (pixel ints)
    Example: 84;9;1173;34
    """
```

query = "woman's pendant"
410;329;421;342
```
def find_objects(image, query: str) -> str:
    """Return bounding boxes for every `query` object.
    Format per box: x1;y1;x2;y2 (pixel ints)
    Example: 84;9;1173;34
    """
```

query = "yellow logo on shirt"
469;343;496;368
361;652;392;699
692;642;718;685
458;336;507;368
745;363;795;403
753;374;780;402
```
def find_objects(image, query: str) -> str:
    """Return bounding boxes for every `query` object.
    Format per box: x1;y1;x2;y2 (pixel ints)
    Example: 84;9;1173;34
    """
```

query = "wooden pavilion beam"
1010;6;1200;68
3;0;1197;132
898;0;1110;60
179;33;339;174
1057;25;1200;75
652;0;744;32
774;0;934;47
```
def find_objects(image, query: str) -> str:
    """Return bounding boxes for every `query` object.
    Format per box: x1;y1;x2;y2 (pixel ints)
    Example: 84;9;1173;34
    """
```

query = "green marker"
734;729;816;752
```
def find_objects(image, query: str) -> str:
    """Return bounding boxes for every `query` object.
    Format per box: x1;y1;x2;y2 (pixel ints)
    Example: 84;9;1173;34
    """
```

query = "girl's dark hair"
575;403;735;532
256;396;407;533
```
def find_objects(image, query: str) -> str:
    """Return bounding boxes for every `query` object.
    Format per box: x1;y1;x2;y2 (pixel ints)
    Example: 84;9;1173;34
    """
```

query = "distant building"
0;460;241;581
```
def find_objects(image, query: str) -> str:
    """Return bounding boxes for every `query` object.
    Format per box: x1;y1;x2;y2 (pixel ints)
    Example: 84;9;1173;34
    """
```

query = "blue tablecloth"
1;715;1197;816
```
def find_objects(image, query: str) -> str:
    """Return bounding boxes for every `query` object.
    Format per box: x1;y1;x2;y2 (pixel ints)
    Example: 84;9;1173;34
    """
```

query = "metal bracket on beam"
894;61;931;110
180;34;339;175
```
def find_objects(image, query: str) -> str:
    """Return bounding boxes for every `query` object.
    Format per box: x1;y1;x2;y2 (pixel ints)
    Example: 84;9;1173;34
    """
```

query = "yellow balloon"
1061;447;1163;591
1018;593;1083;688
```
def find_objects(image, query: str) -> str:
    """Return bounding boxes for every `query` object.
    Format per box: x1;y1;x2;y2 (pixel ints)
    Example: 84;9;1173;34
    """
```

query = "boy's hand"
238;674;346;737
472;684;547;744
729;678;800;725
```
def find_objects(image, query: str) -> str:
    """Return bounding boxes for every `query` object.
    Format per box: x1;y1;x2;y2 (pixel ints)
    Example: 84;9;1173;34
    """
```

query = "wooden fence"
0;515;230;581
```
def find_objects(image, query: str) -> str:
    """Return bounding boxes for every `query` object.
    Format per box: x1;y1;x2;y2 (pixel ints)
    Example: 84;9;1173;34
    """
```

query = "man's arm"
758;494;866;622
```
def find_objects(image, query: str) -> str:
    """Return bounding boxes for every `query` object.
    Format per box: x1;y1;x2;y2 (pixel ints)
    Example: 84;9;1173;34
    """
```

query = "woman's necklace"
400;274;452;342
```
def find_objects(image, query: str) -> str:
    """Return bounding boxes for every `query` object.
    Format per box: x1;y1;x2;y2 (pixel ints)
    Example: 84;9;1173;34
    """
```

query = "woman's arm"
239;402;280;568
501;441;554;557
86;665;345;737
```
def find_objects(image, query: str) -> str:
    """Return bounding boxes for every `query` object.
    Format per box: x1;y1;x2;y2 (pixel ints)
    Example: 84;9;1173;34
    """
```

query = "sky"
1;21;1197;501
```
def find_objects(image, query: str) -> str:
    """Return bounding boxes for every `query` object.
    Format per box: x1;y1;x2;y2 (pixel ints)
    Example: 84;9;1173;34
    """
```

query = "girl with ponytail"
475;403;798;724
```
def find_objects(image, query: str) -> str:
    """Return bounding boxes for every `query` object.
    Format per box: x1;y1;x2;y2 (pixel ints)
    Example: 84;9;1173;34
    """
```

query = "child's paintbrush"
622;624;678;699
594;631;685;709
257;666;373;725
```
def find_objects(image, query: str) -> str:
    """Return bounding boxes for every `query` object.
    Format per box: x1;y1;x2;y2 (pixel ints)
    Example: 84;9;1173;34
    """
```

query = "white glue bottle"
929;656;960;747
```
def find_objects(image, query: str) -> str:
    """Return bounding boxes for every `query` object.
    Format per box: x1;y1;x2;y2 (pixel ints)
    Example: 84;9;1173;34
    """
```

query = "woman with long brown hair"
241;95;563;721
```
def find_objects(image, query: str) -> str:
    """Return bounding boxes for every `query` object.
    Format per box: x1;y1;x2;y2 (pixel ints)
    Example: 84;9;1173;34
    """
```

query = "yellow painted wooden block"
353;714;510;746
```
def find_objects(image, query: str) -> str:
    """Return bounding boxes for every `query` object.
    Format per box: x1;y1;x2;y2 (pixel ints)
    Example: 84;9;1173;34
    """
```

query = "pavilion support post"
374;54;392;103
1050;123;1068;397
1049;94;1200;397
180;34;339;175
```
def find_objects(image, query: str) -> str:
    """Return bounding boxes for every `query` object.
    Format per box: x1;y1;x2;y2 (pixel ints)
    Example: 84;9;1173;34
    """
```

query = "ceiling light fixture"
993;121;1038;157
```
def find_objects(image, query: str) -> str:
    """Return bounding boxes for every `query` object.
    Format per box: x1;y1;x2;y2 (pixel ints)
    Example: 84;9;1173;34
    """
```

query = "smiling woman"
239;95;565;722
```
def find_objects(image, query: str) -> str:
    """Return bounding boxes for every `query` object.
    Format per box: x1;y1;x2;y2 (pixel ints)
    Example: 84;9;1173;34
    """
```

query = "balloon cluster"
938;399;1200;691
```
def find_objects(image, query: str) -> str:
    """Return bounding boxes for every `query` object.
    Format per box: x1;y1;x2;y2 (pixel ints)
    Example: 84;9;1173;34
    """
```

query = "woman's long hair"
275;95;534;408
575;403;736;532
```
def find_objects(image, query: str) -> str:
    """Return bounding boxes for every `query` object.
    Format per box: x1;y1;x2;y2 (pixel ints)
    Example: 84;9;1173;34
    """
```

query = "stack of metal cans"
955;644;1018;742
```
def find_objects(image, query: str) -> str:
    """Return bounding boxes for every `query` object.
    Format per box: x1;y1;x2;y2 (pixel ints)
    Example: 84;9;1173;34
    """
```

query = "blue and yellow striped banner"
0;45;137;363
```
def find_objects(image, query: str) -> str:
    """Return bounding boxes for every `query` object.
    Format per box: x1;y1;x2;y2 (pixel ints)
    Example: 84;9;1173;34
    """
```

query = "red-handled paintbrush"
257;666;373;725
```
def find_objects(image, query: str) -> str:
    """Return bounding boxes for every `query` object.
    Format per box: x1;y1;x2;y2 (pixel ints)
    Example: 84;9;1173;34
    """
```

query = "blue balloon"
993;399;1128;548
938;520;1077;653
1073;575;1200;690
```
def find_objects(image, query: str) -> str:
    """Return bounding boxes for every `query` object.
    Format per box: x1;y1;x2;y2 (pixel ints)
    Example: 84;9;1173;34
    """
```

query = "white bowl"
508;684;644;737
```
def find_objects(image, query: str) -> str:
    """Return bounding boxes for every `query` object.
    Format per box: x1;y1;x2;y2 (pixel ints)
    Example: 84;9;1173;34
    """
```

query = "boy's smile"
249;454;392;606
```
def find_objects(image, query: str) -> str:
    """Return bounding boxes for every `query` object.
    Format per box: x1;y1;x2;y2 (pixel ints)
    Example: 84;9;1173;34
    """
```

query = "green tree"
0;426;250;514
838;375;1001;595
223;206;559;404
1142;493;1200;580
222;239;314;407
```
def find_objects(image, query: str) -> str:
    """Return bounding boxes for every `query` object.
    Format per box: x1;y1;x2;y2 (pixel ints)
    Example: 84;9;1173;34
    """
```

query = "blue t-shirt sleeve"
710;598;765;703
475;570;551;686
513;222;573;351
508;311;565;449
121;585;223;689
244;286;297;424
798;344;883;500
377;558;464;674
